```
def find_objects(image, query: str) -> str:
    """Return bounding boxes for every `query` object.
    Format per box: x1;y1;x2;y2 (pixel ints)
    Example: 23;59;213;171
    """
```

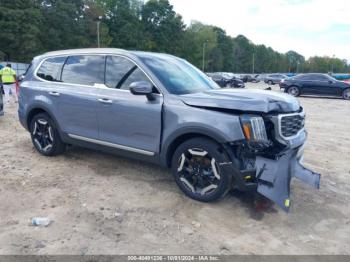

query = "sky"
169;0;350;61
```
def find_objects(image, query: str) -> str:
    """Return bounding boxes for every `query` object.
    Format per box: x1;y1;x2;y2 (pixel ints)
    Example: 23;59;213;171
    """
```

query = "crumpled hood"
180;89;300;113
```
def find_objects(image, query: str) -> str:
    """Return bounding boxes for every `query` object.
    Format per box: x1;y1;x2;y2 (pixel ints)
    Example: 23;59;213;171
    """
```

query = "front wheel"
171;138;232;202
30;113;66;156
287;86;300;97
342;89;350;100
267;80;273;85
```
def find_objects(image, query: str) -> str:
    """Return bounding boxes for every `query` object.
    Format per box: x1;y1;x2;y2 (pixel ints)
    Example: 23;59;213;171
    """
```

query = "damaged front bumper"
255;148;320;212
222;132;320;212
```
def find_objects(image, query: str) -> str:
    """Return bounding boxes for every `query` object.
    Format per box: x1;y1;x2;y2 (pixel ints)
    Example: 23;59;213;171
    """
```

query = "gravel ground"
0;82;349;255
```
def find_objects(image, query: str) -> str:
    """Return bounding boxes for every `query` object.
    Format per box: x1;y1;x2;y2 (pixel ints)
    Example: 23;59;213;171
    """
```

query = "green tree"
0;0;43;62
141;0;185;55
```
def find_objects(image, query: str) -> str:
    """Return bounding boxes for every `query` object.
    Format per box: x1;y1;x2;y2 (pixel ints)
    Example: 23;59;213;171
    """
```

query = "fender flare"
160;126;235;167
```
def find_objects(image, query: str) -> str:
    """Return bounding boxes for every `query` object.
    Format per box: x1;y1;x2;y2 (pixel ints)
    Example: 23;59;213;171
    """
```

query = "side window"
105;56;135;88
120;68;152;90
316;75;328;81
37;57;66;82
61;55;105;86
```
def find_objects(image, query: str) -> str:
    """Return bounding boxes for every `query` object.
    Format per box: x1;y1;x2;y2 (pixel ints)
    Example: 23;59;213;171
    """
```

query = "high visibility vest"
0;67;16;83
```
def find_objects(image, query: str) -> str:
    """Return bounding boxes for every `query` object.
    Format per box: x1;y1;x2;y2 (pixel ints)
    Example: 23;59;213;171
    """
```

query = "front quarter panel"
161;95;245;164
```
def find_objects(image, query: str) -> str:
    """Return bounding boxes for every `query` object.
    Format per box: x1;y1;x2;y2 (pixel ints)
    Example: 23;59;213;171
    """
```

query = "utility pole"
331;54;335;73
202;40;208;72
252;53;255;74
96;16;102;48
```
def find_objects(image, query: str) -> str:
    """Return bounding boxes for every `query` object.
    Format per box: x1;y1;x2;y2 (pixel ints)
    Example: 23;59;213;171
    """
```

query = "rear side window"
37;57;66;82
61;55;105;86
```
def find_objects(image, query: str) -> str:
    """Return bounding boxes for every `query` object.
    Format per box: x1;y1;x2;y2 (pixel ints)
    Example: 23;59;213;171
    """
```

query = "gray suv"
18;49;320;212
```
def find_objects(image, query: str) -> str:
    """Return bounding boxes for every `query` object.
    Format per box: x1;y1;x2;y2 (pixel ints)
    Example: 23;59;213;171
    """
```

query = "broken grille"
280;113;305;138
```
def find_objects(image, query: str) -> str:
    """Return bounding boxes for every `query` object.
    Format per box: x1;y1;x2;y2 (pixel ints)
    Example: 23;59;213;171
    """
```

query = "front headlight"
240;115;268;142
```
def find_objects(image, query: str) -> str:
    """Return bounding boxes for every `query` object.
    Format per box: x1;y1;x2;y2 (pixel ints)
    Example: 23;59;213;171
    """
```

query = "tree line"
0;0;349;73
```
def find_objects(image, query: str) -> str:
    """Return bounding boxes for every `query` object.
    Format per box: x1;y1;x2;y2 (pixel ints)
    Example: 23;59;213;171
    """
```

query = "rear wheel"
342;89;350;100
287;86;300;97
30;113;65;156
171;138;232;202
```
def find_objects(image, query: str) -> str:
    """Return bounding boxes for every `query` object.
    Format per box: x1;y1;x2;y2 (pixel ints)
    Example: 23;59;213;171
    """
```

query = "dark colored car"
241;74;260;83
264;74;288;85
19;48;320;212
208;73;245;88
280;73;350;99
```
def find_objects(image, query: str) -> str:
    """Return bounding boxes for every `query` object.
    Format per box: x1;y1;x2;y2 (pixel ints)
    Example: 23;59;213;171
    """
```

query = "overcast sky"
169;0;350;61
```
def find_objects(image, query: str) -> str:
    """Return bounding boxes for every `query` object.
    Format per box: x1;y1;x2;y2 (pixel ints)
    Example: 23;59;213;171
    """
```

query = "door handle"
49;91;60;97
98;98;113;104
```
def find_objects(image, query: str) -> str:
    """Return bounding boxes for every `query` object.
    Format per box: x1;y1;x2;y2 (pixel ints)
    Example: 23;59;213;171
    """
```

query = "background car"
280;73;350;99
264;74;288;85
207;72;245;88
241;74;260;83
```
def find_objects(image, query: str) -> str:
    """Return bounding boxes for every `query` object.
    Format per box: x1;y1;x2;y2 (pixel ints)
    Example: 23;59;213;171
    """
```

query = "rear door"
96;55;163;154
58;55;104;139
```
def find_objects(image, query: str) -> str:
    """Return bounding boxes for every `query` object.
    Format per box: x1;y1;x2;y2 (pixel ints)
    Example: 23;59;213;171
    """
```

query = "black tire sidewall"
287;86;300;97
30;113;64;156
171;138;232;202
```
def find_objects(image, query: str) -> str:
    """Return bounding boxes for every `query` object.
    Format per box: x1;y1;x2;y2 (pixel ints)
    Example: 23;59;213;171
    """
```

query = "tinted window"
37;57;66;82
295;74;312;80
120;68;152;90
105;56;135;88
61;55;105;86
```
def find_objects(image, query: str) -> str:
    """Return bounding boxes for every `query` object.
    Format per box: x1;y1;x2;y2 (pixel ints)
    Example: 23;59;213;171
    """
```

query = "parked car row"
280;73;350;99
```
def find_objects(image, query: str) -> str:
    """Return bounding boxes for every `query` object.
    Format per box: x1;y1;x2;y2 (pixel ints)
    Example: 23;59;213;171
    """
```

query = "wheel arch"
26;104;61;132
161;128;229;168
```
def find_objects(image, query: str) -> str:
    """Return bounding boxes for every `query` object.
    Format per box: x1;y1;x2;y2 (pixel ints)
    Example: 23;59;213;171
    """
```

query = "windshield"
139;55;219;95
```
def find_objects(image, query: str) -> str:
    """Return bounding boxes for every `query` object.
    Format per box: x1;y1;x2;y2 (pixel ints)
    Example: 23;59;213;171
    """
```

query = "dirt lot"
0;82;349;255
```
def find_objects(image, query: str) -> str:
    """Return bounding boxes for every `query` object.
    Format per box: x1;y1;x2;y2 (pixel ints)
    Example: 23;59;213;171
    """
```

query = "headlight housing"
240;115;268;142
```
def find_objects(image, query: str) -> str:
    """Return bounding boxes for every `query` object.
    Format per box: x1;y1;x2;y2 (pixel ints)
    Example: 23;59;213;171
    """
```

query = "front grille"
280;113;305;138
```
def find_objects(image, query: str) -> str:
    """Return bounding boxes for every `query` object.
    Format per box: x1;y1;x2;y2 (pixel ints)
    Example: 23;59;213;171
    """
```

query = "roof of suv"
36;48;176;60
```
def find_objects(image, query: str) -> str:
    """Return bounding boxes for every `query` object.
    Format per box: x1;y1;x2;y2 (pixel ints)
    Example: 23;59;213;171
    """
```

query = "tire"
267;80;273;85
342;88;350;100
287;86;300;97
30;113;66;156
171;137;233;202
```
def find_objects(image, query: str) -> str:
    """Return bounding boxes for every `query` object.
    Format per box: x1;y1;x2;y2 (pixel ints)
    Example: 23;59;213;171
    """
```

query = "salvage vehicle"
264;74;288;85
241;74;260;83
280;73;350;99
207;72;245;88
18;49;320;212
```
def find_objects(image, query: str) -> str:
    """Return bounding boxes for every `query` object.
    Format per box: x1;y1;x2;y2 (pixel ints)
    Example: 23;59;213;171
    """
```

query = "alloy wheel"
343;89;350;100
32;119;54;153
177;148;221;196
288;86;300;96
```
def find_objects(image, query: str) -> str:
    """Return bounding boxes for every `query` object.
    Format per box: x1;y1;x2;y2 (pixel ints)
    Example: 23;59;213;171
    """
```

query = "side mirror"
328;80;334;84
129;81;154;100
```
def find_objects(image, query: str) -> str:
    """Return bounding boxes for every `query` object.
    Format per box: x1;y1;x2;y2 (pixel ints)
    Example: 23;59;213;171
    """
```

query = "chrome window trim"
33;53;163;96
68;134;155;156
277;111;306;140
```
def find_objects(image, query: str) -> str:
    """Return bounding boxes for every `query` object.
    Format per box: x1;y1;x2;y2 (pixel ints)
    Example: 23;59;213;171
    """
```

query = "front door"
97;56;163;155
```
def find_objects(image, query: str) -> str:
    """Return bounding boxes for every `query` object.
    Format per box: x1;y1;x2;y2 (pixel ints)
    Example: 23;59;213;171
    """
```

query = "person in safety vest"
0;64;17;103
